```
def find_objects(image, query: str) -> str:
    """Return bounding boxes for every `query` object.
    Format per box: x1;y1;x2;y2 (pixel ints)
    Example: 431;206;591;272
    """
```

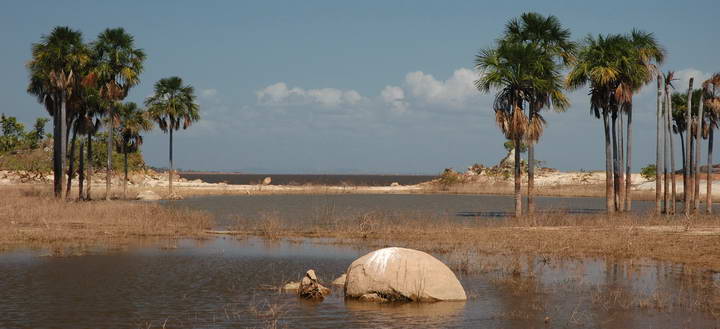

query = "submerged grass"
0;186;214;252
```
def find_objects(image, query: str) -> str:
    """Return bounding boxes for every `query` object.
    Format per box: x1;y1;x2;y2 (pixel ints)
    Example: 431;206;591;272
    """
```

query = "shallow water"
167;194;660;229
179;173;436;186
1;238;718;329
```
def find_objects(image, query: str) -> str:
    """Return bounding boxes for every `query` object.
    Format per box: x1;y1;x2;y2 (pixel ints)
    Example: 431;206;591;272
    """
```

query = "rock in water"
298;269;331;300
344;247;467;302
331;274;346;286
136;190;161;201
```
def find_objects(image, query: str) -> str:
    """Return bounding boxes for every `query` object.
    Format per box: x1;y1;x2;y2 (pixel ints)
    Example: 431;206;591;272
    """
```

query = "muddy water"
167;194;660;229
2;194;719;328
1;238;718;328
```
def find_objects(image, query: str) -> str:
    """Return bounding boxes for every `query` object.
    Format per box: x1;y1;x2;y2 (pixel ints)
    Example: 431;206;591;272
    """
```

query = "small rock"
136;190;161;201
390;182;401;187
283;281;300;290
262;177;272;185
298;269;331;300
331;274;346;286
359;293;389;303
167;193;184;200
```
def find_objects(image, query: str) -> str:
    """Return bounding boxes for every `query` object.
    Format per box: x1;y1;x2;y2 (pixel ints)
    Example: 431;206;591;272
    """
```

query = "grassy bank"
229;209;720;271
0;186;213;252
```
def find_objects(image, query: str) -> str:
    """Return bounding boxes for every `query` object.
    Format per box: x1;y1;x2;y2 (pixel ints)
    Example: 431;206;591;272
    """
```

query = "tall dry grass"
0;186;213;252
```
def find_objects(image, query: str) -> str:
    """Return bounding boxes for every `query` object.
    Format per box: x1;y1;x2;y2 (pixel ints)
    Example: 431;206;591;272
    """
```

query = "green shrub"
640;164;657;180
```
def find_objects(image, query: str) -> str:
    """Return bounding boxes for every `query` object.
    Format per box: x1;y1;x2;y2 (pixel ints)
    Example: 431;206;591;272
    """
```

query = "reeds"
0;186;214;252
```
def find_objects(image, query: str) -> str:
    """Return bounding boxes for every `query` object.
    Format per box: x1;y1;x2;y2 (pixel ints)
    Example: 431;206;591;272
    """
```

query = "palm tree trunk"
625;105;633;211
527;107;535;215
668;99;676;215
663;96;670;213
618;110;625;211
60;93;67;199
694;94;703;212
514;134;522;217
685;78;694;216
690;136;695;212
106;108;113;201
123;140;128;199
168;127;175;196
603;110;615;213
656;78;663;214
707;128;714;214
78;139;85;200
612;110;621;211
53;101;62;198
65;126;78;198
86;133;93;200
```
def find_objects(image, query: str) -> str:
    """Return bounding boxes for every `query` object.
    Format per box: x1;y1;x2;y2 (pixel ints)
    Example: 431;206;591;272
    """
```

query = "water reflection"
0;238;718;328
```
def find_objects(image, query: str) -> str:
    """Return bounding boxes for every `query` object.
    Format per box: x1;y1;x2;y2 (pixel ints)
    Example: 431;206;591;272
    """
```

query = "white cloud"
674;68;712;92
200;88;218;98
256;82;364;107
404;68;480;108
380;85;408;113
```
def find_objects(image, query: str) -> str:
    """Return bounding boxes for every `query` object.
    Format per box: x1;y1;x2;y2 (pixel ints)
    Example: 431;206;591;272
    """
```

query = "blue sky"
1;0;718;174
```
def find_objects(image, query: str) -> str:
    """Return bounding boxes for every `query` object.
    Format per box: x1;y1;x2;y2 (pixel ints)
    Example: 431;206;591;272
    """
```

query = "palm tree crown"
146;77;200;131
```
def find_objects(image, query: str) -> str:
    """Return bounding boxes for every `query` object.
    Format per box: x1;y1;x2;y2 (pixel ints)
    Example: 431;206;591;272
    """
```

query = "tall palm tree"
115;102;152;199
566;34;626;213
685;79;694;215
567;32;663;213
622;31;664;211
663;71;678;214
87;28;145;200
702;74;720;213
475;41;557;217
26;26;89;198
146;77;200;196
500;12;574;214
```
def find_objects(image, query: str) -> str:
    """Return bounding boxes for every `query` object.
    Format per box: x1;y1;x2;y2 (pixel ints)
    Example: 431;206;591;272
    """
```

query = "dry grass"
0;186;214;252
229;210;720;271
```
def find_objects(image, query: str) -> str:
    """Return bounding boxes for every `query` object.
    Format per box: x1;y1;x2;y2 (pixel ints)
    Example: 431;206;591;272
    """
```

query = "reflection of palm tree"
27;26;90;198
88;28;145;200
500;12;574;214
146;77;200;196
116;102;152;199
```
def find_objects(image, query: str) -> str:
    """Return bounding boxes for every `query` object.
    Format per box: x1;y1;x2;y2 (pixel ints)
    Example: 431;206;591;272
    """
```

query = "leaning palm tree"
476;41;555;217
500;12;574;214
87;28;145;200
146;77;200;196
115;102;152;199
26;26;89;198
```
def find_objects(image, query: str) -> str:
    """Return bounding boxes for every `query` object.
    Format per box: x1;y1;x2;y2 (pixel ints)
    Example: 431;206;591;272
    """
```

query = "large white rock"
344;247;467;302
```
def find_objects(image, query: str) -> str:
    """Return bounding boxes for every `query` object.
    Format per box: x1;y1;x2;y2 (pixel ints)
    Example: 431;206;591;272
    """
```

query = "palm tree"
87;28;145;200
702;74;720;213
663;71;677;214
26;26;89;198
475;40;557;217
567;32;664;213
685;79;694;215
566;34;626;213
500;12;574;214
146;77;200;196
115;102;152;199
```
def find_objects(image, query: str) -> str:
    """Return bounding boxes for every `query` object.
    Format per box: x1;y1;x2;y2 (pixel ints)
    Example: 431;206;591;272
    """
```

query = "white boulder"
344;247;467;302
